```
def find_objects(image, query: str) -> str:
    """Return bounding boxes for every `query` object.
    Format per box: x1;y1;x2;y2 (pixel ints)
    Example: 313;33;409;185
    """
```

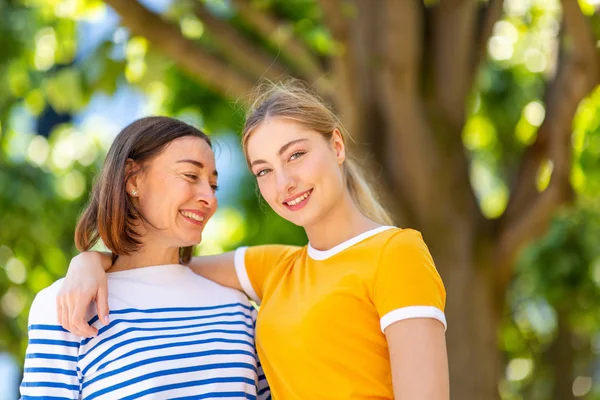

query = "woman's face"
246;117;346;228
130;136;218;248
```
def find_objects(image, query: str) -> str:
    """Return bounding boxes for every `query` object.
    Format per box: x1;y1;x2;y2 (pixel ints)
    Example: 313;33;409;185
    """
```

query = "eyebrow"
176;159;218;177
250;138;308;167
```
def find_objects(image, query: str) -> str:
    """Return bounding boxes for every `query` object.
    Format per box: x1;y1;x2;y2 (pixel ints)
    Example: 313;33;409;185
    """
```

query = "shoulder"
383;227;425;245
241;244;305;266
371;228;446;322
28;279;65;325
246;244;304;257
379;228;430;257
375;228;438;277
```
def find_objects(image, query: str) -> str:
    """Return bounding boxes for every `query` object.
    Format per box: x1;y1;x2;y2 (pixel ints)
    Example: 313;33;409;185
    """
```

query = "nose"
276;169;297;196
196;181;217;209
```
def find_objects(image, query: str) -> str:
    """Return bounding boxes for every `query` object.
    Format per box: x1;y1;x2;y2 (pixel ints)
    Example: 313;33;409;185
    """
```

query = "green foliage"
0;1;600;399
0;150;99;358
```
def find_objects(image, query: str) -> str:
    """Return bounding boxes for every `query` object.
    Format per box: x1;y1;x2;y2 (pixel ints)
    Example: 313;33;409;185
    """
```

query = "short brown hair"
75;116;211;264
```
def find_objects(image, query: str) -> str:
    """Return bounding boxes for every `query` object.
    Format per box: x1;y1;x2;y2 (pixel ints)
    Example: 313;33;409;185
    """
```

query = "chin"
181;234;203;247
281;211;316;229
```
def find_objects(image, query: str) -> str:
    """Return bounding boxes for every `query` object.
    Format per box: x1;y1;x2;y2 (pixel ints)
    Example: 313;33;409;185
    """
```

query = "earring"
131;189;138;196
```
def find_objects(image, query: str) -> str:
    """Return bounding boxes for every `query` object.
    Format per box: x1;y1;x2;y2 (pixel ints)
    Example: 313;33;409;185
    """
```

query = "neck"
109;237;181;272
304;191;381;251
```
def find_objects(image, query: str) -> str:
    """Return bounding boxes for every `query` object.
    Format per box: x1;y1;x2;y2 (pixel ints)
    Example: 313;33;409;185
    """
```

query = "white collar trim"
307;226;395;260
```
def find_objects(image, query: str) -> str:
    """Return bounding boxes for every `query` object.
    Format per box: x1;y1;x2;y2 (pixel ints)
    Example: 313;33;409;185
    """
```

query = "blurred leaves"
0;1;599;399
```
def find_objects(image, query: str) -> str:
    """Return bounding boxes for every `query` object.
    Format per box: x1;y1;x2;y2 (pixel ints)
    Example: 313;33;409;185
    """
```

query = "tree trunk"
424;222;502;399
550;308;575;400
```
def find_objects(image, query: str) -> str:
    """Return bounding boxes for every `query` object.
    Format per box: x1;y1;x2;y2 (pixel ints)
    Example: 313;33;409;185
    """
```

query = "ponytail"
344;157;393;225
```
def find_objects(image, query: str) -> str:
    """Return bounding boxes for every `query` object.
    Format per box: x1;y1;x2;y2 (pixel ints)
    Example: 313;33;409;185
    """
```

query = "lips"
283;189;313;211
283;189;312;205
179;209;206;225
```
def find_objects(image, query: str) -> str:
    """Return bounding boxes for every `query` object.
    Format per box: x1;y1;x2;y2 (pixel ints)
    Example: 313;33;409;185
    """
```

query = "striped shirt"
20;264;270;399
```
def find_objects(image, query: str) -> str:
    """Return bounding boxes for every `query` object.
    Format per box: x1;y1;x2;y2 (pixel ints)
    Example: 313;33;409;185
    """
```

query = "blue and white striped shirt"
20;264;270;399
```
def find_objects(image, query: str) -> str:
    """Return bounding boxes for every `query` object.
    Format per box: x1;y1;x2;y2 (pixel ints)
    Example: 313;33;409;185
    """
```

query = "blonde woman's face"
246;117;346;227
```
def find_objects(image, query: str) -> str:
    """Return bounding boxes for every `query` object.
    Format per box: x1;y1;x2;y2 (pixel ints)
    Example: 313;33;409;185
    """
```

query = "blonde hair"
241;80;393;226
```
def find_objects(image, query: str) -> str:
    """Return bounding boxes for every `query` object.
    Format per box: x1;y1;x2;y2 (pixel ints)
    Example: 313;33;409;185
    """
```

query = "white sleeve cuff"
234;247;261;304
380;306;447;332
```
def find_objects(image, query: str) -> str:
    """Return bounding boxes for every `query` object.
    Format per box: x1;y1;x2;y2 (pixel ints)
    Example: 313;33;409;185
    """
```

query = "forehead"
158;136;215;165
246;117;318;161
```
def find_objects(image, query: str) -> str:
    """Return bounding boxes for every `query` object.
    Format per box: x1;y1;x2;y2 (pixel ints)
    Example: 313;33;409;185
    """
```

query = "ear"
331;128;346;166
125;159;142;197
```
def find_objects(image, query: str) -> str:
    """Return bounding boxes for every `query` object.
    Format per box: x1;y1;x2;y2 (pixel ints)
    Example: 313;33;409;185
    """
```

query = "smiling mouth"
283;189;313;210
179;210;205;225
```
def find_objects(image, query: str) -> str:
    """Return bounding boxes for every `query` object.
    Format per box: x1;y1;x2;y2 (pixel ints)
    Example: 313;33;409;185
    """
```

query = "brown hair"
75;116;211;264
242;80;393;225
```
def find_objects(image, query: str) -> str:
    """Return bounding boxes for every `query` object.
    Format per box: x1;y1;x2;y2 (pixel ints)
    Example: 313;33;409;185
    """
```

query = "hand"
56;251;112;337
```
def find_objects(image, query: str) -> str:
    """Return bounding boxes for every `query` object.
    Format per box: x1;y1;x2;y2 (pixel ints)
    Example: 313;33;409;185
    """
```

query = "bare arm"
187;251;241;291
386;319;449;399
57;251;242;337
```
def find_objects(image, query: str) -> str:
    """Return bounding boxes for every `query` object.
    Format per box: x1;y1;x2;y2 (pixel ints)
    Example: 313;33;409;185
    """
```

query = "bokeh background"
1;0;600;399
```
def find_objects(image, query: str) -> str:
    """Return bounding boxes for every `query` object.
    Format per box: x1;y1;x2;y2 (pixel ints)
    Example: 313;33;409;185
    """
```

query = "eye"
255;169;271;177
289;151;306;161
211;184;219;192
184;173;198;180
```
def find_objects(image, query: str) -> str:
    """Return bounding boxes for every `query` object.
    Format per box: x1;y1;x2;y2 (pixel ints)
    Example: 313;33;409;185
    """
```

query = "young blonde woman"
58;82;449;399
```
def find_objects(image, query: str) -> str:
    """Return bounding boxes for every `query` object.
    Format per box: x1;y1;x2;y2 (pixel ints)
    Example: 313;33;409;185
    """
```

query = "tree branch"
473;0;504;75
502;122;550;225
103;0;255;100
495;0;599;289
418;1;484;230
233;0;332;96
430;0;480;132
317;0;361;134
195;5;290;83
377;0;447;227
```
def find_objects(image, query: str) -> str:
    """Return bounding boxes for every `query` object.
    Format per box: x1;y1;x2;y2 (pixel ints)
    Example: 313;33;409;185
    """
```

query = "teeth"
181;211;204;222
287;191;310;206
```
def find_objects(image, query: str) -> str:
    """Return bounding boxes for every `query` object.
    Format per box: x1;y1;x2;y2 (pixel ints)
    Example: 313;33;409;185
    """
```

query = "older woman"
20;117;268;399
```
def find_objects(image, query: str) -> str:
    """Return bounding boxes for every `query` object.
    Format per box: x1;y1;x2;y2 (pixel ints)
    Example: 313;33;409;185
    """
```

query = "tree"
94;1;600;398
2;0;599;398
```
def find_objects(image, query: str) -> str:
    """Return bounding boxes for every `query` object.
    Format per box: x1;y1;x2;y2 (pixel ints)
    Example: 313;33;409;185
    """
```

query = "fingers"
56;295;64;328
64;294;73;334
71;305;98;338
96;283;110;326
67;292;98;337
57;251;111;337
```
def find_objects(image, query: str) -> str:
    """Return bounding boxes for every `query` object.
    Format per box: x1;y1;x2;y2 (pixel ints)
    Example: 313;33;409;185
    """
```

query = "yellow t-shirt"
234;226;446;399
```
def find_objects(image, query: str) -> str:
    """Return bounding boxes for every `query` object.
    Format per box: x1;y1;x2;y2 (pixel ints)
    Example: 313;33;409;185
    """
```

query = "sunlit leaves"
572;87;600;196
180;15;205;39
536;159;553;191
506;204;600;398
44;68;86;112
8;62;31;97
466;1;567;219
125;36;148;83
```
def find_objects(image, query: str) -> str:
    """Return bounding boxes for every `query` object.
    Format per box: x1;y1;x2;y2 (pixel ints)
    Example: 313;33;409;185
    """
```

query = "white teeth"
181;211;204;222
287;191;310;206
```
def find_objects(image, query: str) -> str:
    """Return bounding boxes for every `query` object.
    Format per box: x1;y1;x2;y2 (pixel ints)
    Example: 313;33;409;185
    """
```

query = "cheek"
303;152;337;183
147;180;192;214
307;155;345;200
257;179;278;205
